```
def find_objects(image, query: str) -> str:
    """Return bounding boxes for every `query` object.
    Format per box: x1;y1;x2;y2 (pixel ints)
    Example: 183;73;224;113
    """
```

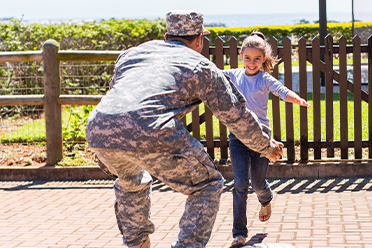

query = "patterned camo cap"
166;10;210;36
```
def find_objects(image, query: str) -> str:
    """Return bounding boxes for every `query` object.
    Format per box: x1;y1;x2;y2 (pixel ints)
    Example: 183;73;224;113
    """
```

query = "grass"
1;93;367;145
267;95;369;142
0;107;87;143
0;119;46;143
185;92;368;142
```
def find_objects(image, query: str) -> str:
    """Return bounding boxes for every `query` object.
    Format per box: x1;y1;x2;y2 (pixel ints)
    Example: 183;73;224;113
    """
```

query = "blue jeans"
229;133;273;238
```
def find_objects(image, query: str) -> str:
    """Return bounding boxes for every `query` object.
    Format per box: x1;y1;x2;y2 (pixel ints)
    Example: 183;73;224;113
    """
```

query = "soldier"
86;10;283;248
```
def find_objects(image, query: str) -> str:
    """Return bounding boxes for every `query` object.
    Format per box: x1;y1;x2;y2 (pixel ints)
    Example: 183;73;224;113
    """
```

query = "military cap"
166;10;210;36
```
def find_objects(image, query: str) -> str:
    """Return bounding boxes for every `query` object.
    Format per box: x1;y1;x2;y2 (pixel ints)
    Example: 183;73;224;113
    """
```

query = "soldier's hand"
270;138;284;149
265;139;284;162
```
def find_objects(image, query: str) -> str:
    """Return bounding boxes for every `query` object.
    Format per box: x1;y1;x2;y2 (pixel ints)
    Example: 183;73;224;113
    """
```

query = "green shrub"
0;18;167;51
1;19;371;51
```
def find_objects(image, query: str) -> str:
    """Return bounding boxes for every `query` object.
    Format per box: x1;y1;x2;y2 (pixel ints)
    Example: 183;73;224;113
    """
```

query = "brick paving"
1;178;372;248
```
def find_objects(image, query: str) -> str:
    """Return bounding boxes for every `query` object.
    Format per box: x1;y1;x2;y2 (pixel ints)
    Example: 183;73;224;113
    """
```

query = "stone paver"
1;178;372;248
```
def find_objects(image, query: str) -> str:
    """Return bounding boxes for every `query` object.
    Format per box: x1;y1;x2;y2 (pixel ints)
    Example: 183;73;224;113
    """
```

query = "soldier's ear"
196;33;202;46
191;34;203;54
198;34;204;52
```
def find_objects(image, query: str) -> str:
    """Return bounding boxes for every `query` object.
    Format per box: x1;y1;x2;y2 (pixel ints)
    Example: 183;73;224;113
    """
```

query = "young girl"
224;31;311;247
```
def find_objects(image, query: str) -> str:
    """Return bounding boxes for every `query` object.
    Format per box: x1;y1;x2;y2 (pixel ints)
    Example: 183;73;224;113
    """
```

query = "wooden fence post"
43;39;63;165
325;34;334;158
229;37;238;69
215;37;228;162
353;35;362;159
202;37;214;160
339;36;348;159
269;37;281;143
283;37;295;162
368;35;372;158
298;37;309;161
312;37;322;159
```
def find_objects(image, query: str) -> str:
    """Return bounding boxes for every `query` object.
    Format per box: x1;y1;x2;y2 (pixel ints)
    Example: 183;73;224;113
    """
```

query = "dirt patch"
0;142;96;167
0;139;368;167
0;143;47;167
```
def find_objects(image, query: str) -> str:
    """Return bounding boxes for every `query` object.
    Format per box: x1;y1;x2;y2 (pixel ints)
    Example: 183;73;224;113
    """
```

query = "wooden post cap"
42;39;60;50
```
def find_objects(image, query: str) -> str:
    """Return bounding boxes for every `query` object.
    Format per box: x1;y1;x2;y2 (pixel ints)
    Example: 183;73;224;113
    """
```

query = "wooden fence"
0;35;371;165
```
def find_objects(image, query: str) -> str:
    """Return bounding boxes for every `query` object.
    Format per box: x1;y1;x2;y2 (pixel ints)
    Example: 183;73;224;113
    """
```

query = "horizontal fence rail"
0;35;371;165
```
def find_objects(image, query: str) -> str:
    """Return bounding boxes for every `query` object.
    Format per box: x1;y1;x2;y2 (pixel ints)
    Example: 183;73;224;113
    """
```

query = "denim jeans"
229;133;273;238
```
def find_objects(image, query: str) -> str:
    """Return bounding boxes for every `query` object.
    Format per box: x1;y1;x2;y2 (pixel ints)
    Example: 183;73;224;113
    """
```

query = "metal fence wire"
0;61;44;122
60;61;114;95
0;60;115;144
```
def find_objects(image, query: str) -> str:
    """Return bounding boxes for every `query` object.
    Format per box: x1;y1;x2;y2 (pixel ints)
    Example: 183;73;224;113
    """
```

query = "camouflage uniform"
86;10;274;248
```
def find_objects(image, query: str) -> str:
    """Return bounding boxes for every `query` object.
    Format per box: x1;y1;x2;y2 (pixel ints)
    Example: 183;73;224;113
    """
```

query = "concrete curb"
0;166;112;181
1;161;372;181
218;161;372;179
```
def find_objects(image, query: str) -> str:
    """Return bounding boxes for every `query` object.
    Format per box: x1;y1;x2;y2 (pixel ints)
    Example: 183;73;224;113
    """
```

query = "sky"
0;0;371;22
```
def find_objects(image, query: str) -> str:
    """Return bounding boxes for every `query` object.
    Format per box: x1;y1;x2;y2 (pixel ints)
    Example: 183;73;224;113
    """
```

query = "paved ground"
1;177;372;248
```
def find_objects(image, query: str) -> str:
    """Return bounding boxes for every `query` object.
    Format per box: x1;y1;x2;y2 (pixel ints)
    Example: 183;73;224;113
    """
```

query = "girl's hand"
294;96;312;108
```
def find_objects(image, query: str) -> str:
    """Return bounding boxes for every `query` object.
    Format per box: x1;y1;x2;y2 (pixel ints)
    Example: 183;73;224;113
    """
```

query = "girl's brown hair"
241;31;280;73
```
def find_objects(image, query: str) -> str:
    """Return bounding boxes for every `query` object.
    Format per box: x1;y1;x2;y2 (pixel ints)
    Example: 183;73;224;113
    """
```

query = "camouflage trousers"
92;146;224;248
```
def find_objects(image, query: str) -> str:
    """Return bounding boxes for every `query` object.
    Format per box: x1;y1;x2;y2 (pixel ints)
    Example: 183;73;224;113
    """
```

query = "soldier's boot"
128;237;150;248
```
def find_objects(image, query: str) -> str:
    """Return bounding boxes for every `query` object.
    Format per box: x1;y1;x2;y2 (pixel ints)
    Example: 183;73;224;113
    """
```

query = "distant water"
203;12;372;27
13;11;372;27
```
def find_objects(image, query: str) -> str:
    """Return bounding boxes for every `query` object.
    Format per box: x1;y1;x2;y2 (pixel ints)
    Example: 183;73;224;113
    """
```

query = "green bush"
0;18;167;51
1;19;371;51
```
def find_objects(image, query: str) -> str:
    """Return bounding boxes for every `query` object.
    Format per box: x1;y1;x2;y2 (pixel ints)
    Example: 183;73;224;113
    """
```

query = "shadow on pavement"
246;233;268;245
1;177;372;194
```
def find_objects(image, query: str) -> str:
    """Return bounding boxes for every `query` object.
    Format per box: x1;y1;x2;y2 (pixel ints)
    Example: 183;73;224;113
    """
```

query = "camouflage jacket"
86;40;274;156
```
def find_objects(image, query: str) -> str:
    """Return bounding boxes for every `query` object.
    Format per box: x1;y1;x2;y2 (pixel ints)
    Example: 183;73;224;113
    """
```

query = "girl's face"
240;47;266;76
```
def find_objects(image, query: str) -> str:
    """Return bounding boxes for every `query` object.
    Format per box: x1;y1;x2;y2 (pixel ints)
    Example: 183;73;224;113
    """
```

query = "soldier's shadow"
245;233;267;245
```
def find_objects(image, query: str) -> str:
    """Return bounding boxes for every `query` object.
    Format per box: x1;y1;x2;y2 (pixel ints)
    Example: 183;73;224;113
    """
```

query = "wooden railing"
0;35;371;165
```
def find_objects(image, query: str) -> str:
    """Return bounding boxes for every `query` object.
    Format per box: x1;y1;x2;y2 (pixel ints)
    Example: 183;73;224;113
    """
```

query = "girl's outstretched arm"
286;91;312;108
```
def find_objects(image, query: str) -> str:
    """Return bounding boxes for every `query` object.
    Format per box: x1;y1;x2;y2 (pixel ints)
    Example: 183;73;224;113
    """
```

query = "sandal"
230;235;246;247
259;203;271;222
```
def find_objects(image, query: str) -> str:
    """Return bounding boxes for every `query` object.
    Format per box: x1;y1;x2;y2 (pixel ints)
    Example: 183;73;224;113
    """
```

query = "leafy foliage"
62;105;93;142
57;150;96;166
1;19;371;51
0;18;167;51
